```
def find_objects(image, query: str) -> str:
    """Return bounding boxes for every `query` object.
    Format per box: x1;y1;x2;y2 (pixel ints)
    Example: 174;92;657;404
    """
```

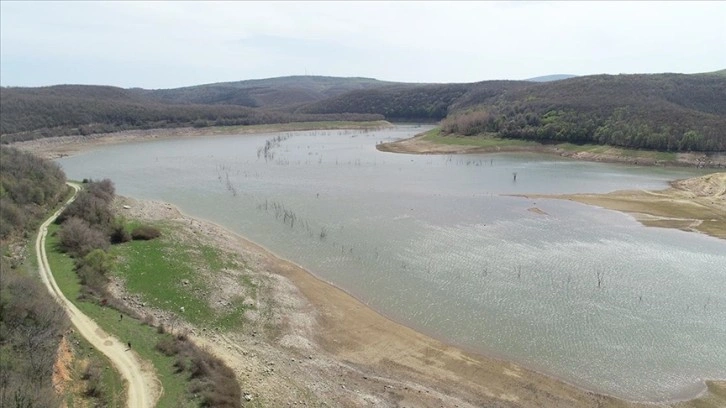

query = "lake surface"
57;125;726;401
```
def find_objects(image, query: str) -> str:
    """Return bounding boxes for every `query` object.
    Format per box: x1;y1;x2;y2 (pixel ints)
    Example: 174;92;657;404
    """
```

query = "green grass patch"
113;227;213;325
46;225;199;408
423;128;540;148
112;221;255;331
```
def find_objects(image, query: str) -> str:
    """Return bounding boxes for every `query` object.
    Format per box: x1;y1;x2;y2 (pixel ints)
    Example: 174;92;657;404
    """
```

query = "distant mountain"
525;74;578;82
130;76;394;109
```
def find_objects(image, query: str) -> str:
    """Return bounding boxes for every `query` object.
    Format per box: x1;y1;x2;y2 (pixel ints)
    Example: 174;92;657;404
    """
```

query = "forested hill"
130;76;393;108
296;81;532;120
0;80;386;142
2;72;725;151
441;73;726;152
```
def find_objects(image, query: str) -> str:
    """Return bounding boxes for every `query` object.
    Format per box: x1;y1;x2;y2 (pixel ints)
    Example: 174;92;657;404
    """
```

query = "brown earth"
517;172;726;240
52;335;73;396
113;195;726;408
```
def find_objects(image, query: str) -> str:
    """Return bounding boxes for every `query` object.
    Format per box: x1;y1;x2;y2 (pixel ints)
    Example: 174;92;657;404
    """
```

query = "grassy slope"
113;220;254;331
46;223;195;408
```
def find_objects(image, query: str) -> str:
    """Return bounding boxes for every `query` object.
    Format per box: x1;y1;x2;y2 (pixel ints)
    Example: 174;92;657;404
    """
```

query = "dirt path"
36;183;160;408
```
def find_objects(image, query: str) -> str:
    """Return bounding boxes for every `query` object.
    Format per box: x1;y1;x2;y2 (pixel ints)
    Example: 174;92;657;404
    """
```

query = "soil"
517;172;726;239
52;335;73;395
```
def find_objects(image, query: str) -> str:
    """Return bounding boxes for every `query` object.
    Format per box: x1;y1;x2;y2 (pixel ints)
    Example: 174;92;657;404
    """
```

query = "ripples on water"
57;125;726;401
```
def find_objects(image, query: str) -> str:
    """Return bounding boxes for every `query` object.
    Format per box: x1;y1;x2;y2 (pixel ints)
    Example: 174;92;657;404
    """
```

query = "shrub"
131;226;161;240
155;336;181;356
82;360;104;398
109;222;131;244
58;217;109;257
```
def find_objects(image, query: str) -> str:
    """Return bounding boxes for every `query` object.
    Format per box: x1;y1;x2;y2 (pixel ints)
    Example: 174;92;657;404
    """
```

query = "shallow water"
57;125;726;401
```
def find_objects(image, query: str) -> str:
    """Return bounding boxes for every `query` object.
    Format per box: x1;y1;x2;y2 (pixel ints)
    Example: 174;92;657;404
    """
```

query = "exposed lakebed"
57;125;726;401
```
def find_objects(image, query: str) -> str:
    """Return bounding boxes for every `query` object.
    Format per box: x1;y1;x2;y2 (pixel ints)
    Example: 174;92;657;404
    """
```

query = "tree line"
1;146;69;406
441;73;726;152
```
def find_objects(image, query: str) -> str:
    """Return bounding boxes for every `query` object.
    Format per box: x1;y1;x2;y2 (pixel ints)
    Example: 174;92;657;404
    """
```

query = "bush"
154;334;240;407
131;226;161;240
155;336;180;356
58;217;109;257
110;222;131;244
82;360;104;398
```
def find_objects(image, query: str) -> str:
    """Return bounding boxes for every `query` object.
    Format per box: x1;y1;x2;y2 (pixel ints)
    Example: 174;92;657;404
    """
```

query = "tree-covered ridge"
0;146;67;238
296;83;476;119
2;72;725;151
0;85;383;142
1;145;69;407
131;75;393;108
442;73;726;152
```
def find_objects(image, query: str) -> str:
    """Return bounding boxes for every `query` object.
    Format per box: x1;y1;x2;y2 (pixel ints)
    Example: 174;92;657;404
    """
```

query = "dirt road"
36;183;160;408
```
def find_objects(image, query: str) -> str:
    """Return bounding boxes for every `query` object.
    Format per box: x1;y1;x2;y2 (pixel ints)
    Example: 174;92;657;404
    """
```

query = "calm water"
57;125;726;401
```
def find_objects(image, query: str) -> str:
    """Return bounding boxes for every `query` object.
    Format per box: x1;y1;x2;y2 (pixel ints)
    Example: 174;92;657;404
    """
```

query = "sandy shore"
112;195;725;408
516;172;726;240
11;121;392;160
377;132;726;168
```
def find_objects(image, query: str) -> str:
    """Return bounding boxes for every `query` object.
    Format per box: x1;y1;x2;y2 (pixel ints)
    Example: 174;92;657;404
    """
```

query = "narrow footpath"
36;182;160;408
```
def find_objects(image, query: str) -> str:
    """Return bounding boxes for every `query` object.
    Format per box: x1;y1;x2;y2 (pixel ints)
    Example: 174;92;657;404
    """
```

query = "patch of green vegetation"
423;128;540;148
46;225;197;408
112;221;255;331
113;223;214;326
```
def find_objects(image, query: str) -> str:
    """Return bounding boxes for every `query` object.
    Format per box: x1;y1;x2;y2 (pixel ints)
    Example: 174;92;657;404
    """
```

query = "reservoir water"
56;125;726;401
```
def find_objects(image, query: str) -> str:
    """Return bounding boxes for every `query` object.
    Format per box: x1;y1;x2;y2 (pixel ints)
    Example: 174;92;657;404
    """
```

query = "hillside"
297;81;532;120
441;73;726;152
131;75;393;108
0;79;385;143
1;146;70;407
525;74;577;82
2;72;725;152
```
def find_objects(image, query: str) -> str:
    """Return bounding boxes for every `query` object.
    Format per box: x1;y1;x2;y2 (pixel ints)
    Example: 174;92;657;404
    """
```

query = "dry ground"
520;172;726;239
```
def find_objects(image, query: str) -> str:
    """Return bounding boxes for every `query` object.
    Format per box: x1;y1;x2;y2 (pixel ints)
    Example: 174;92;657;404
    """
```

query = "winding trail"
36;182;159;407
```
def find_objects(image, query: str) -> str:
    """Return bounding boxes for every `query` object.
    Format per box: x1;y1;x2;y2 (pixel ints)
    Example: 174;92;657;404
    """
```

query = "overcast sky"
1;1;724;89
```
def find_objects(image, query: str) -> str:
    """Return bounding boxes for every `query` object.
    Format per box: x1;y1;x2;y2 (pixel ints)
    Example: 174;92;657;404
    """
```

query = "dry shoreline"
514;172;726;240
18;125;726;406
377;132;726;168
116;196;725;408
11;121;393;160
